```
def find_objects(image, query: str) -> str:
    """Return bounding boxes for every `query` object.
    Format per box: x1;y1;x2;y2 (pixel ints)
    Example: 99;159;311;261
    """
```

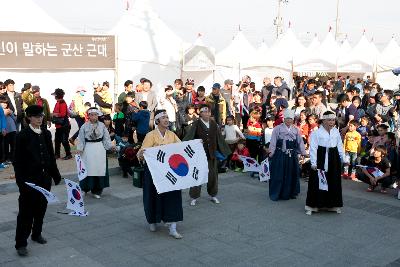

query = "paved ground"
0;169;400;267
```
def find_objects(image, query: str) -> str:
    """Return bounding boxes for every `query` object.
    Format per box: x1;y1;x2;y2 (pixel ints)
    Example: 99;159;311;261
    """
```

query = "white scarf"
29;124;42;134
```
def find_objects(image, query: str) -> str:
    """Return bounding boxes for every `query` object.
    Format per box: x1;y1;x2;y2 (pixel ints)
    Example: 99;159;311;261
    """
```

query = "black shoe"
17;247;28;256
62;155;72;160
31;235;47;244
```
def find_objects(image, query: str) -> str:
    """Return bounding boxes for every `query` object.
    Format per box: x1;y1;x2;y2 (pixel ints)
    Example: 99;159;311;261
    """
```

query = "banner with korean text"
0;31;115;69
143;139;208;194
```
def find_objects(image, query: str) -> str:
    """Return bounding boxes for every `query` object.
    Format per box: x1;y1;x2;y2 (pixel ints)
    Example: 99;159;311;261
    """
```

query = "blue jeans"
344;152;357;175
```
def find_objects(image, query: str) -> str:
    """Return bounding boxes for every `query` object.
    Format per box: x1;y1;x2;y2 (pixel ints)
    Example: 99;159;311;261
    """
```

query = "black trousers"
357;172;394;189
15;186;48;249
54;126;71;157
4;131;16;162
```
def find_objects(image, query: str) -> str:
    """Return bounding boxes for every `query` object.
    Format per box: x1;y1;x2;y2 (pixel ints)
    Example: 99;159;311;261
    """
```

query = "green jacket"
182;119;231;158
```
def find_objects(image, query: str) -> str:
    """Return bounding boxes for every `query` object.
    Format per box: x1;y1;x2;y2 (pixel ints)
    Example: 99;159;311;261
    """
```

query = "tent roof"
339;39;352;55
110;0;183;66
338;34;377;72
295;31;338;72
378;38;400;71
307;35;321;50
216;30;257;67
0;0;69;33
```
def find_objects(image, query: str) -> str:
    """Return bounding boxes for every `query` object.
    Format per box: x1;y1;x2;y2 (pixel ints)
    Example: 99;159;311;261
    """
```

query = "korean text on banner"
143;139;208;194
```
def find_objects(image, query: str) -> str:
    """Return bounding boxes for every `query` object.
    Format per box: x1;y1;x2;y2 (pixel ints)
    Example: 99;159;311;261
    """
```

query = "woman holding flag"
268;109;307;201
305;111;348;215
76;107;113;199
137;109;183;239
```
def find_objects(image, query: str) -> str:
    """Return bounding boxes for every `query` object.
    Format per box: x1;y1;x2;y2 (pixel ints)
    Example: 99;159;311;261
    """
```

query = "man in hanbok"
305;111;348;215
268;109;307;201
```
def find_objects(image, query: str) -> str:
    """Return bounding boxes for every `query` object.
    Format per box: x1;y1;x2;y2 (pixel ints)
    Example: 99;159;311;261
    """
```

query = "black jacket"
13;127;61;190
3;92;24;123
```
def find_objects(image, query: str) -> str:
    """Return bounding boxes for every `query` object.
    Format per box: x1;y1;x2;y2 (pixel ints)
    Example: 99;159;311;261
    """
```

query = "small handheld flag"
25;182;59;204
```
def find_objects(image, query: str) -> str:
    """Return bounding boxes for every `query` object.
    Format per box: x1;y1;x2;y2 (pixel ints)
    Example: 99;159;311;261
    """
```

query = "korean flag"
64;179;85;214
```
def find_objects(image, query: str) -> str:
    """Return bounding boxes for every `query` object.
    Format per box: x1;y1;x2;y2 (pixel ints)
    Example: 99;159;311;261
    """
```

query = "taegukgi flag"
259;158;270;182
143;139;208;194
318;169;328;191
75;154;88;181
239;156;261;172
25;182;59;204
64;179;87;215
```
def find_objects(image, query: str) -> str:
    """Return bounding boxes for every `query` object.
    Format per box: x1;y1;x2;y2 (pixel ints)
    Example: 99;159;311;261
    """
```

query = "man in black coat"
3;79;24;128
13;105;61;257
261;77;275;105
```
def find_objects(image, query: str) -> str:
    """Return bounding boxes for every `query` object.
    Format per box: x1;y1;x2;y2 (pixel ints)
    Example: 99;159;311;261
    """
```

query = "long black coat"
13;127;61;190
3;92;24;123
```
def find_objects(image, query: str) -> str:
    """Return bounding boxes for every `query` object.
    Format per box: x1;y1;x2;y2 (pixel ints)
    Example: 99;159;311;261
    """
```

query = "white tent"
0;0;69;33
295;32;338;73
338;38;352;55
337;34;377;73
110;0;183;95
307;35;321;51
376;38;400;89
0;0;113;110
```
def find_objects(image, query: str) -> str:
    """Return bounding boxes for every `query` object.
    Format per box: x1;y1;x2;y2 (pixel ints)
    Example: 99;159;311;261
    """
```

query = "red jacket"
231;147;250;161
53;99;69;128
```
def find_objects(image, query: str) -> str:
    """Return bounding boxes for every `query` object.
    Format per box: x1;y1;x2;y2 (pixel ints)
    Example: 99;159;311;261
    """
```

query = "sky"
32;0;400;51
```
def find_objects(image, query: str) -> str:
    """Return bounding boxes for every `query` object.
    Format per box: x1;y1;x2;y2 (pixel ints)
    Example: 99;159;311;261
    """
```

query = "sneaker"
305;210;312;216
210;197;220;204
31;235;47;244
0;163;6;169
16;247;28;257
92;194;101;199
169;229;183;239
149;224;157;232
327;207;342;214
190;199;197;206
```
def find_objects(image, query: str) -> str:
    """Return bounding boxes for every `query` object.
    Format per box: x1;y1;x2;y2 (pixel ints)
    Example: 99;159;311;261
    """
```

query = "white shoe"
169;229;183;239
92;194;101;199
149;224;157;232
190;199;197;206
210;197;220;204
305;210;312;216
327;207;342;214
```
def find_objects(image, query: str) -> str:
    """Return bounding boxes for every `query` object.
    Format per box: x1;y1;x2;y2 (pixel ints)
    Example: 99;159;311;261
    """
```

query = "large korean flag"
143;139;208;194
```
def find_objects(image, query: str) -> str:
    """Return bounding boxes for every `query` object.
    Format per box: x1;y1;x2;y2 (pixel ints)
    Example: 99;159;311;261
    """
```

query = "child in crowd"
371;124;389;155
246;107;262;161
181;104;198;137
230;140;250;172
357;145;392;193
117;133;140;178
0;96;17;164
131;101;150;143
113;103;125;139
261;115;274;160
103;115;115;142
193;86;206;108
357;116;370;155
307;114;319;143
296;110;310;149
224;115;245;147
343;120;362;180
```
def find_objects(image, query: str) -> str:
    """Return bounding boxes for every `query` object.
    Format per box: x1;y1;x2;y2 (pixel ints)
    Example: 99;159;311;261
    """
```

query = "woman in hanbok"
305;111;348;215
268;109;307;201
77;107;113;199
137;109;183;239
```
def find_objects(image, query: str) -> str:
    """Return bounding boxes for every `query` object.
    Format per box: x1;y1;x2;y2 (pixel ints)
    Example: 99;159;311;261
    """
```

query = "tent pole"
113;36;119;104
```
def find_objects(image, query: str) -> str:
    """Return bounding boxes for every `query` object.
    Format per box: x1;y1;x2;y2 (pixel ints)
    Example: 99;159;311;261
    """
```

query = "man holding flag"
13;105;61;256
183;104;231;206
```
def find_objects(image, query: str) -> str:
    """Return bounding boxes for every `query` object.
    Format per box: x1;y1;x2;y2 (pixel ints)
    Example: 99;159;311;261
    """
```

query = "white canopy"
338;38;352;55
307;35;321;51
0;0;69;33
338;34;377;73
295;32;338;73
110;0;183;92
376;38;400;89
216;30;257;68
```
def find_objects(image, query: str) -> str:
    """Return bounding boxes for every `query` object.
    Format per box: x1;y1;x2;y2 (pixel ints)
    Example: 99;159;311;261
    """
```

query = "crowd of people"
5;73;400;256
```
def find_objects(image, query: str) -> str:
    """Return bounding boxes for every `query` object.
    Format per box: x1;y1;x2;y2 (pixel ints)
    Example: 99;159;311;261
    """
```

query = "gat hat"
212;83;221;89
224;79;234;85
25;105;44;117
283;109;295;120
31;85;40;93
51;88;65;97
